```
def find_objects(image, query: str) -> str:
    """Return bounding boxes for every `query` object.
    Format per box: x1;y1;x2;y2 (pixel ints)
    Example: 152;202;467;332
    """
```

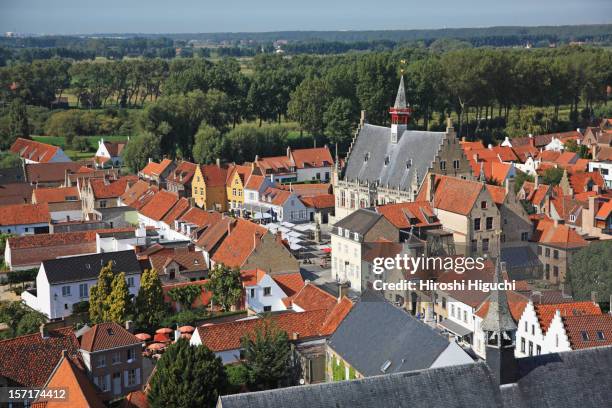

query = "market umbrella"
155;327;173;334
153;333;170;343
147;342;166;351
134;333;151;341
178;325;195;333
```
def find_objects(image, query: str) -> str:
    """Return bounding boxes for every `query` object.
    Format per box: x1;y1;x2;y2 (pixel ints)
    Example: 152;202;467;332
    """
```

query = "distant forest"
1;24;612;63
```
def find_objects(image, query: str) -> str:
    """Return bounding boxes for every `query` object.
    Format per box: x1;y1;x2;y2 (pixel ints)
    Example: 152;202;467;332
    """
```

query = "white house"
544;137;566;152
94;138;127;168
243;270;301;313
257;187;312;223
0;203;50;235
22;250;141;319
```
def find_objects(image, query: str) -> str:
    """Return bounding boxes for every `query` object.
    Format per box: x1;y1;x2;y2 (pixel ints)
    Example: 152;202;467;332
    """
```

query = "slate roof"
333;208;383;236
79;322;142;352
481;259;517;333
328;292;455;376
343;124;445;190
218;346;612;408
42;250;141;284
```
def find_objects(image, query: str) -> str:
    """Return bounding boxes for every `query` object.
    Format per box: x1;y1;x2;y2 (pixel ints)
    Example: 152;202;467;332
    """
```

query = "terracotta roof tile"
10;138;61;163
147;246;207;274
0;327;81;387
291;147;333;168
166;161;197;185
276;183;332;197
33;187;79;204
319;297;353;336
272;272;305;299
244;174;266;190
418;175;484;216
200;164;228;187
569;171;605;194
0;202;50;226
90;176;135;199
486;185;507;206
532;218;589;249
595;199;612;220
261;187;292;206
162;279;213;309
562;314;612;349
292;283;337;312
177;208;222;228
161;197;190;225
301;194;335;209
25;162;83;184
475;291;529;321
140;191;179;221
121;180;154;206
376;201;439;228
80;322;142;352
535;302;602;333
140;159;174;177
211;219;267;268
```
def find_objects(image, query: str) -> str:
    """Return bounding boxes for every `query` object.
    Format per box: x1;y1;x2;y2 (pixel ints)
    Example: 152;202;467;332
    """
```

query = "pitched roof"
485;184;507;206
140;190;179;221
532;218;589;249
24;162;84;184
227;164;253;184
319;297;353;336
100;141;126;157
10;138;62;163
0;327;81;387
79;322;142;352
595;199;612;220
272;272;305;300
177;207;222;228
0;182;33;205
255;155;293;173
161;197;190;225
211;219;267;268
244;174;266;190
261;187;293;206
166;161;197;185
291;283;337;312
0;202;50;226
121;180;155;207
375;201;439;229
33;187;80;204
196;310;329;352
535;301;602;333
328;292;465;376
147;246;207;273
276;183;332;197
421;175;485;216
90;176;134;199
140;159;174;177
562;314;612;349
333;208;385;235
42;250;141;284
195;216;232;251
37;352;105;408
569;171;605;193
290;147;333;168
200;164;228;187
300;194;335;209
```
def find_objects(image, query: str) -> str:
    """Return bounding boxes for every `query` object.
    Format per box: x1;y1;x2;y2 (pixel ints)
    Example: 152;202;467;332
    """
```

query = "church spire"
394;76;408;109
481;258;516;333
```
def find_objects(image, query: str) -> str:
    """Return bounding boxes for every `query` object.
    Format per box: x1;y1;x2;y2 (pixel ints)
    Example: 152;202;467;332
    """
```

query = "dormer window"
384;156;390;166
581;331;589;341
337;227;343;236
364;153;370;162
406;159;412;169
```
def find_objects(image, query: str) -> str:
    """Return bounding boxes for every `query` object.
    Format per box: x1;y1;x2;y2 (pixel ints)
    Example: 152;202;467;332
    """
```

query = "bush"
226;364;249;392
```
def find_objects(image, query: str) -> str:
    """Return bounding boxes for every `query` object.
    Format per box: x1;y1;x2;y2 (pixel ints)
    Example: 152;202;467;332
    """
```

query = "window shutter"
124;370;129;387
136;368;141;385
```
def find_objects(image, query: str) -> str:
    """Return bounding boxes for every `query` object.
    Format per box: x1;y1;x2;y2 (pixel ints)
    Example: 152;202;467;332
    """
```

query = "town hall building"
333;77;473;220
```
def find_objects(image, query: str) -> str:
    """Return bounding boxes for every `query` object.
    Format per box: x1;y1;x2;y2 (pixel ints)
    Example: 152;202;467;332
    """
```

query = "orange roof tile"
10;138;61;163
200;164;228;187
273;272;305;299
80;322;142;352
0;202;50;226
485;185;507;206
569;171;605;194
418;175;484;216
90;176;135;199
375;201;439;228
121;180;155;207
562;314;612;349
301;194;335;209
166;161;197;185
140;158;174;177
178;208;222;228
140;191;179;221
292;283;337;312
261;187;292;205
32;187;79;204
161;197;190;225
211;219;267;268
319;297;353;336
162;279;213;309
244;174;266;190
595;199;612;220
535;302;602;333
532;218;589;249
276;183;332;197
291;147;333;168
475;291;528;321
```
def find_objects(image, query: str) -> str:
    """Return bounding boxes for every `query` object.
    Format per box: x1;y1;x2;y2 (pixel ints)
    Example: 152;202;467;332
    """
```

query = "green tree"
148;339;227;408
541;167;565;186
193;124;222;164
89;262;115;324
7;98;29;142
135;268;166;329
566;241;612;302
15;311;46;336
0;153;21;169
71;136;91;152
121;131;161;173
167;285;202;311
287;77;331;137
204;264;242;312
107;272;132;323
241;319;293;391
324;97;354;150
563;139;590;159
514;170;534;193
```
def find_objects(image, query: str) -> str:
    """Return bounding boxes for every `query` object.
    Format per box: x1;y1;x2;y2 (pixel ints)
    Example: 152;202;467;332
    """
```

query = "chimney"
40;323;49;339
360;110;367;127
254;154;259;162
337;281;349;303
291;332;299;340
216;158;221;168
591;291;598;303
461;136;466;142
286;147;291;158
125;320;134;333
535;175;539;189
591;145;599;161
426;173;436;203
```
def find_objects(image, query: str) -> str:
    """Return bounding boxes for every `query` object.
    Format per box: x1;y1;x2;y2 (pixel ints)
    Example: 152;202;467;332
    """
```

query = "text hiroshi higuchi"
372;279;516;293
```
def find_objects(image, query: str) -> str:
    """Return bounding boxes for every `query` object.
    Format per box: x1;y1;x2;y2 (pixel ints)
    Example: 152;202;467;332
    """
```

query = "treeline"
1;46;612;165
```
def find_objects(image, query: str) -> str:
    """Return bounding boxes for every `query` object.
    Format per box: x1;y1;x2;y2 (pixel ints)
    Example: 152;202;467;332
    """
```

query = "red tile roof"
196;310;329;352
147;246;207;274
475;291;529;321
200;164;228;187
177;207;222;228
212;219;267;268
0;202;50;226
162;279;213;309
291;283;337;312
90;176;135;199
273;272;305;299
532;218;589;249
161;197;190;225
562;314;612;349
291;147;333;168
418;175;485;216
33;187;80;204
167;161;197;185
261;187;292;206
569;171;605;194
140;191;179;221
256;155;293;173
319;297;353;336
276;183;332;197
595;199;612;220
25;162;84;184
10;138;61;163
80;322;142;352
227;164;253;184
140;159;174;177
0;327;81;387
535;302;602;333
301;194;335;209
121;180;155;207
376;201;439;228
244;174;266;190
485;185;507;206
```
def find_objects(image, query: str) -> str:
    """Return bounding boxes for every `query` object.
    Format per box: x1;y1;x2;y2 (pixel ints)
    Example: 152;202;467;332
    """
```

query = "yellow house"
192;163;228;211
226;164;256;211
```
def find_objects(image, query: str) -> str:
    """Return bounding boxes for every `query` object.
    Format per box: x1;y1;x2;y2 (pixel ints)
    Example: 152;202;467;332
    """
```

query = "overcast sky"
1;0;611;35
